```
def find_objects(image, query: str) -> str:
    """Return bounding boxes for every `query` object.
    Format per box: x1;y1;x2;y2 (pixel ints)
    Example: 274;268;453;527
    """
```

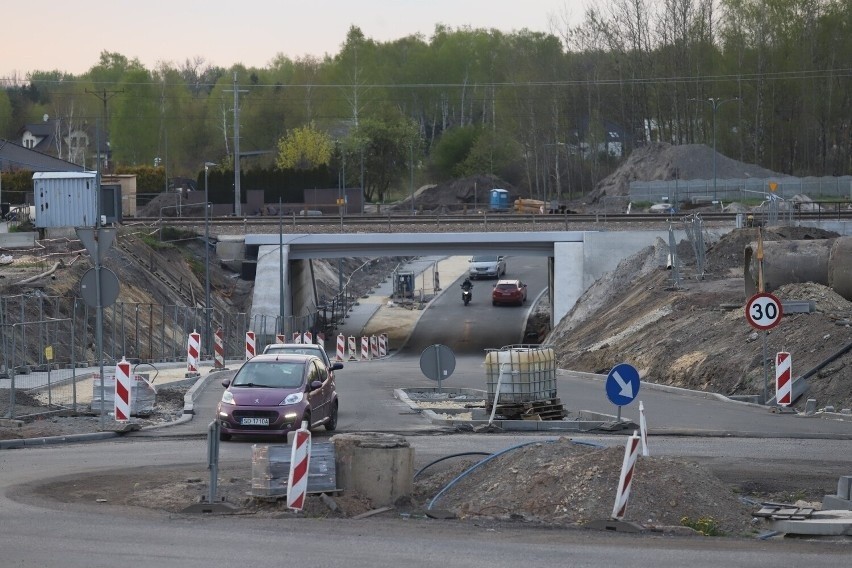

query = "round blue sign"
605;363;641;407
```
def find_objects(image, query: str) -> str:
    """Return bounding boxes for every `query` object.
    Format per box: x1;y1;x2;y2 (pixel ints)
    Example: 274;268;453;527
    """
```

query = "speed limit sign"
745;292;783;331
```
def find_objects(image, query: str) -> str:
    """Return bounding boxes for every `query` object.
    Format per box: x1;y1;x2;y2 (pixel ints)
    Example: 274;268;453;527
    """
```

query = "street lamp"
690;97;740;205
203;161;216;360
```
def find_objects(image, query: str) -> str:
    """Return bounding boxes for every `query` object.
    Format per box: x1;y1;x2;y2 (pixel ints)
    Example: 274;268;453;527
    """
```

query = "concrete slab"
769;510;852;536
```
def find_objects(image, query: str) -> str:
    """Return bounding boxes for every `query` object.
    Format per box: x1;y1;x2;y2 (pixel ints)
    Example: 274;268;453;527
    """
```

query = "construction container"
32;171;99;228
484;345;557;404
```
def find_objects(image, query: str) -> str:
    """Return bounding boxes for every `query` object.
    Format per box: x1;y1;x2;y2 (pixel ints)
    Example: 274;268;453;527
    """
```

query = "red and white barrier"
114;358;132;422
286;421;312;511
612;431;641;520
187;330;201;373
214;328;225;369
370;335;379;359
638;401;649;457
335;334;346;362
347;336;357;361
245;331;256;360
776;352;792;406
361;336;370;360
316;332;325;347
292;331;303;344
378;334;388;358
275;334;286;344
303;331;313;345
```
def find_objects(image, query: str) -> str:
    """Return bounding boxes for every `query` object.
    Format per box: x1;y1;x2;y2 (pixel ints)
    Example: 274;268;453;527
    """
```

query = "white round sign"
745;292;783;331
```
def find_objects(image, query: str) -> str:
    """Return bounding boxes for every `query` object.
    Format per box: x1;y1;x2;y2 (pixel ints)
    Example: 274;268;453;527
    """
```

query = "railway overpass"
217;229;729;333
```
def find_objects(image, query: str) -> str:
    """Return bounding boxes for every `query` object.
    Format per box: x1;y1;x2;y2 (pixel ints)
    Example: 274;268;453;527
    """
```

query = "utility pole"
85;89;122;172
689;96;740;205
224;74;248;216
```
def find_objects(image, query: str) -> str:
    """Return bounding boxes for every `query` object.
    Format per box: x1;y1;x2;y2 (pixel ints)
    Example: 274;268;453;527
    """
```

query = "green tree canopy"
276;123;334;171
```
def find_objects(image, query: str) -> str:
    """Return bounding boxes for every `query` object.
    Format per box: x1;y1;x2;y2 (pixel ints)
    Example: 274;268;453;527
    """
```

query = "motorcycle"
461;286;473;306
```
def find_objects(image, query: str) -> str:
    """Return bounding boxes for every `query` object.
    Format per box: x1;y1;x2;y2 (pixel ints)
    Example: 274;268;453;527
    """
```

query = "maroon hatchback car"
217;353;341;441
492;279;528;306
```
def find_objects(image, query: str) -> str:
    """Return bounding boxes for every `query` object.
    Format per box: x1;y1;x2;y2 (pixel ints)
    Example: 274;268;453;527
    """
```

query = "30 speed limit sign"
745;292;783;331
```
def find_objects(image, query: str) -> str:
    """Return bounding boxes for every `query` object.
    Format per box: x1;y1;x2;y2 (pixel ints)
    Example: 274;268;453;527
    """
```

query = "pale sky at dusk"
3;0;586;79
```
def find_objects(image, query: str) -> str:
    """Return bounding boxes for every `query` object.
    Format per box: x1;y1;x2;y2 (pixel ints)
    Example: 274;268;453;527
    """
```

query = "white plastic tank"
485;345;557;404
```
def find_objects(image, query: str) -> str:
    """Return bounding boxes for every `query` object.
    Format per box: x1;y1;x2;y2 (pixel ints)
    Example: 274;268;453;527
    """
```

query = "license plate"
241;417;269;426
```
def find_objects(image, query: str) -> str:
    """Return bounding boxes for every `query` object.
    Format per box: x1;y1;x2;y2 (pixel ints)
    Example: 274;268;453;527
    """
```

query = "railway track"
129;209;852;233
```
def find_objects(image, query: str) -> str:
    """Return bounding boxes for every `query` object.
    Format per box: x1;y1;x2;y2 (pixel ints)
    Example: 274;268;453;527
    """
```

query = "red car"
492;279;528;306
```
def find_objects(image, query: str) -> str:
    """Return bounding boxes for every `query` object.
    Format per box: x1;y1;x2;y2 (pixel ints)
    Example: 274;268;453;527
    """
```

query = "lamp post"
203;161;216;360
690;97;740;205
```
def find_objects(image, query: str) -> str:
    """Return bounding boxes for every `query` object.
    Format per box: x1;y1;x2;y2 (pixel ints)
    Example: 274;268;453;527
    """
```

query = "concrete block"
331;432;413;507
0;231;37;249
838;476;852;500
821;495;852;511
805;398;817;415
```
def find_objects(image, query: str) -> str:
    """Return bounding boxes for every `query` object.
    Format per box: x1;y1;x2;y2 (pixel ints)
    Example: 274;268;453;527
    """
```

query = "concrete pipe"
331;432;414;507
828;237;852;301
745;239;832;297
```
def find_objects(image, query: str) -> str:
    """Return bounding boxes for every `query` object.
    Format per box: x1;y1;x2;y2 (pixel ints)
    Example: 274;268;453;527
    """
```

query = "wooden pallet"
487;398;566;421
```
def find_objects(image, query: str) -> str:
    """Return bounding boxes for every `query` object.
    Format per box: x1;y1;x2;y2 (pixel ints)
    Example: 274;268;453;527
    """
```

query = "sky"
2;0;587;79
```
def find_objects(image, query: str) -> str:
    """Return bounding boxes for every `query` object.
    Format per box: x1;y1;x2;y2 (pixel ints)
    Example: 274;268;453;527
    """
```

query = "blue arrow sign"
606;363;641;407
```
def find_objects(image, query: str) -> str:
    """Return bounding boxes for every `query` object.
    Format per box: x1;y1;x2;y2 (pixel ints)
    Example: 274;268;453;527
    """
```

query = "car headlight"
221;391;235;405
282;392;304;406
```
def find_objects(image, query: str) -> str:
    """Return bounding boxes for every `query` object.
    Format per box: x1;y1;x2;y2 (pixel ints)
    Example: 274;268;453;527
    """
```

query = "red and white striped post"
776;352;792;406
370;335;379;359
378;333;388;358
361;336;370;360
347;336;357;361
213;328;225;369
286;421;312;511
304;331;313;345
612;431;641;520
245;331;256;360
638;401;649;457
292;331;303;344
187;330;201;374
114;357;132;422
335;334;346;362
316;332;325;347
275;334;286;344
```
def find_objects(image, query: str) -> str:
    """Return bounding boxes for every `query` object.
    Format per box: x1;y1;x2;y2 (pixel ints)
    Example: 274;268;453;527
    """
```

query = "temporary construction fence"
0;292;249;419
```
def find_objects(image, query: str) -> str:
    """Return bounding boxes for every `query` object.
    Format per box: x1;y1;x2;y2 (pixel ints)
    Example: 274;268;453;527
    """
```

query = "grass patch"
680;516;724;536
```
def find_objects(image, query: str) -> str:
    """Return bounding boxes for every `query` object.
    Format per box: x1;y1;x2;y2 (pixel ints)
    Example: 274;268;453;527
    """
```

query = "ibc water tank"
489;189;509;211
484;346;557;404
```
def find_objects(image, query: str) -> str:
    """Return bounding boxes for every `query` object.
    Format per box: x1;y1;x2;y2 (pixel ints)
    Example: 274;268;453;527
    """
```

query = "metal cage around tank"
484;344;558;405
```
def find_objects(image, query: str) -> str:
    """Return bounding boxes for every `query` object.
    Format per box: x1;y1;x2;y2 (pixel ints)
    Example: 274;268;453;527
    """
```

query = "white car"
468;255;507;280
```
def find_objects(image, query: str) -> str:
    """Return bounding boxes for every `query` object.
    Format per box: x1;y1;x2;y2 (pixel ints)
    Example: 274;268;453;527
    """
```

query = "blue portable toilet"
489;189;509;211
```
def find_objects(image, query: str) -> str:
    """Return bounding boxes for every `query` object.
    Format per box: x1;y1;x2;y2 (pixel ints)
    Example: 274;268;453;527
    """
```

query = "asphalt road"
2;255;852;566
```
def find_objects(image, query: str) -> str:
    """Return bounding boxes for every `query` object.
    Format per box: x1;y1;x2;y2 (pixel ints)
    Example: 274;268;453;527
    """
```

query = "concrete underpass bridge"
217;229;716;335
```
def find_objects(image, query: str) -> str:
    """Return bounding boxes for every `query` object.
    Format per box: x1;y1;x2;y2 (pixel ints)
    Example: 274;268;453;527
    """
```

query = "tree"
276;123;334;170
0;88;13;138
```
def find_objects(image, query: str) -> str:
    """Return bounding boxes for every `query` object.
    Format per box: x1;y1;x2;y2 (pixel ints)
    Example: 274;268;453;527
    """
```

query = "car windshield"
472;255;499;262
232;362;305;388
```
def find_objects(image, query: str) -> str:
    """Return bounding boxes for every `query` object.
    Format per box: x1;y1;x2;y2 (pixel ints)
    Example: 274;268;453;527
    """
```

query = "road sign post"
745;293;783;404
605;363;641;422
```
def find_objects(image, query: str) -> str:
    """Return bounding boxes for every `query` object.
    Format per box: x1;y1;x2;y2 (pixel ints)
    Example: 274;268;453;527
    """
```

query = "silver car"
468;255;507;280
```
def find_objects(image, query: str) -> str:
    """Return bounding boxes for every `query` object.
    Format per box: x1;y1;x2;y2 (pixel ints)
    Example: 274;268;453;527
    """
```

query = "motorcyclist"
461;278;473;291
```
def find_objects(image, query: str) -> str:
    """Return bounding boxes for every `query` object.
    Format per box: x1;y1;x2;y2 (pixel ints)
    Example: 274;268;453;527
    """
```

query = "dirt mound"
588;143;784;204
389;174;518;212
550;226;852;409
420;438;758;536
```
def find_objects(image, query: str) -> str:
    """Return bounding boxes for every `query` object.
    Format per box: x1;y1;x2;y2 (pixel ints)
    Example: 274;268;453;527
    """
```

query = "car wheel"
492;300;497;306
326;401;338;431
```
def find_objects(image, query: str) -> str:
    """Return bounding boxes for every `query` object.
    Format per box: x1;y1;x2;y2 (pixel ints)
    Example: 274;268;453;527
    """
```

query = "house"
18;116;109;171
571;117;630;158
0;138;86;174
